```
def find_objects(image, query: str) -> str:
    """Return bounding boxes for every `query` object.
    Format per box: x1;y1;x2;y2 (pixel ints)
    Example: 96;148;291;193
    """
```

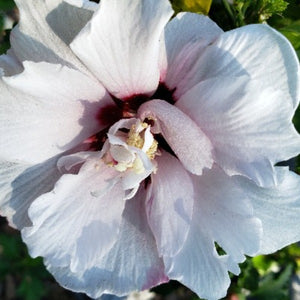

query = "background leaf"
172;0;212;14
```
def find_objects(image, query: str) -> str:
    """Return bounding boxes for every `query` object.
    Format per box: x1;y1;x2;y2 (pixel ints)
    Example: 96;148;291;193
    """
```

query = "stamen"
104;120;158;174
126;123;147;149
146;140;158;160
126;122;158;160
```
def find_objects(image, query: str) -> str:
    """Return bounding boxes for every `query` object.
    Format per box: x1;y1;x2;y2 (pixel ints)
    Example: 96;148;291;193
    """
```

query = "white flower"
0;0;300;299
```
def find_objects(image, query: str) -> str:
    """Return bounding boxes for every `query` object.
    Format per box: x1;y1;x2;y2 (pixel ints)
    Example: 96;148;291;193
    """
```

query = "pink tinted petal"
11;0;90;73
1;61;112;163
44;187;167;298
165;167;262;299
0;157;61;230
176;24;299;108
177;76;300;186
70;0;173;99
160;13;222;95
146;151;194;257
235;167;300;254
138;99;213;175
22;157;125;273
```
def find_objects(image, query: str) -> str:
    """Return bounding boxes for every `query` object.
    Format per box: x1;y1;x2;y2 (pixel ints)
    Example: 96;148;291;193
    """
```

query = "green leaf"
0;0;16;11
230;0;288;27
0;233;23;260
237;258;260;291
252;255;273;275
249;264;293;300
0;39;10;53
0;260;11;279
284;0;300;20
16;276;47;300
293;106;300;134
172;0;212;15
288;244;300;257
279;22;300;52
0;14;4;31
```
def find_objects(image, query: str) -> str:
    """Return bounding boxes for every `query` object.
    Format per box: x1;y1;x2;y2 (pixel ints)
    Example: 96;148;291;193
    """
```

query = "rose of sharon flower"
0;0;300;299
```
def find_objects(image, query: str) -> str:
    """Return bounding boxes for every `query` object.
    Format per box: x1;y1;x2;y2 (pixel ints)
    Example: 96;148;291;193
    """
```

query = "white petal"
235;167;300;254
146;152;194;257
165;224;230;300
44;187;167;298
138;99;213;175
177;76;300;186
22;157;125;273
63;0;98;11
11;0;91;74
110;145;135;164
161;12;222;94
44;0;95;46
176;24;299;109
70;0;173;99
142;127;154;153
0;61;111;163
105;118;155;191
120;150;153;191
0;49;23;76
108;118;140;136
165;167;262;299
195;167;262;261
0;157;61;229
57;151;94;173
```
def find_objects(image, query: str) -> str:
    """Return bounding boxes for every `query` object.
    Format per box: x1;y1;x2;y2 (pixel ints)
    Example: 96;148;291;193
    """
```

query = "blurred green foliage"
233;0;288;25
0;0;15;53
0;0;300;299
0;0;15;10
0;228;50;300
172;0;212;14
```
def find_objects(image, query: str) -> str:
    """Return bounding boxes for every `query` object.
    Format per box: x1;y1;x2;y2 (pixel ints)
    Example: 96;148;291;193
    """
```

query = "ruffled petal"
0;61;112;163
138;99;213;175
0;157;61;229
165;166;262;299
160;12;222;95
165;222;230;300
70;0;173;99
11;0;91;73
22;156;125;273
193;167;262;264
44;187;167;299
177;76;300;186
146;151;194;257
175;24;299;109
235;167;300;254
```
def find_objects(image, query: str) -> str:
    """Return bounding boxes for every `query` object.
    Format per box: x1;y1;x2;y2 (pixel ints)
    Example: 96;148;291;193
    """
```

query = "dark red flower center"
112;82;175;118
91;83;175;151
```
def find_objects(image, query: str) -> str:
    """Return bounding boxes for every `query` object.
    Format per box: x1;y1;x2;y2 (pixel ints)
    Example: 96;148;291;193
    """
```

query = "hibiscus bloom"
0;0;300;299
